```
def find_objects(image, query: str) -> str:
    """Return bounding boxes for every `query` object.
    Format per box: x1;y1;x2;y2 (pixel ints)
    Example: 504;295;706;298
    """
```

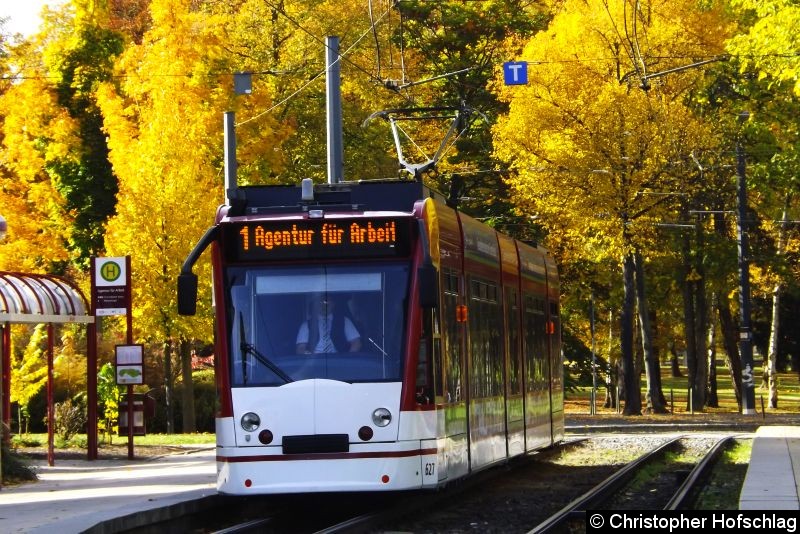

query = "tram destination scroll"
225;217;412;261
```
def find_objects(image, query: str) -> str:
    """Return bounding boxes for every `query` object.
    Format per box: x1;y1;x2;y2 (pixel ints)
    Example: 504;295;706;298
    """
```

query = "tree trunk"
765;286;781;409
764;194;790;409
717;297;743;411
693;219;708;411
713;212;743;411
707;294;719;408
180;338;196;433
668;341;682;377
164;339;174;434
621;253;641;415
634;252;667;413
603;310;618;410
603;364;618;410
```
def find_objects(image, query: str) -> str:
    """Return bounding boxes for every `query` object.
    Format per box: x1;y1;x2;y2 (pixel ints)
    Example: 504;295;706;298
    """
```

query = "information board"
115;344;144;385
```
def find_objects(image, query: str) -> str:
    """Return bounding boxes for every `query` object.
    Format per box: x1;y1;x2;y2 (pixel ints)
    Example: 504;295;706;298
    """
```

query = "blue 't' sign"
503;61;528;85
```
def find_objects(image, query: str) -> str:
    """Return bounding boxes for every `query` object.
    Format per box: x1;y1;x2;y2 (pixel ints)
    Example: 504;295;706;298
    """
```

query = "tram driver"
296;293;362;354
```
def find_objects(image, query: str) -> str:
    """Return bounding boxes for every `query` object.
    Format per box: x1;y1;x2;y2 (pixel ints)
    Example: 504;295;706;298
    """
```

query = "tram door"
505;288;524;456
548;300;564;440
441;269;468;479
523;294;549;451
430;302;448;482
467;276;505;468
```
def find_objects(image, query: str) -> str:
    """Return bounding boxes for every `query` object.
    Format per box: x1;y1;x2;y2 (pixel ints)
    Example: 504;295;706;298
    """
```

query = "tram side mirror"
177;272;198;316
418;264;439;309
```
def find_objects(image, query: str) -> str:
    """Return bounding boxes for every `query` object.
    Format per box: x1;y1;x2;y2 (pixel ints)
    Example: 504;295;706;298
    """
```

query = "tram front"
181;209;439;494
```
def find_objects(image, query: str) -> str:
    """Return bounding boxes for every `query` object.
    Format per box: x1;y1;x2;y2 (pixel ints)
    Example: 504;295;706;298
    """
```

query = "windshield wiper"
238;313;293;384
367;336;388;357
240;342;293;384
368;336;390;379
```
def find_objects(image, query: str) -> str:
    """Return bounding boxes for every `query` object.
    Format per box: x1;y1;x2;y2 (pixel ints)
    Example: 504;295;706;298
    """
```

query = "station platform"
739;425;800;510
0;447;217;533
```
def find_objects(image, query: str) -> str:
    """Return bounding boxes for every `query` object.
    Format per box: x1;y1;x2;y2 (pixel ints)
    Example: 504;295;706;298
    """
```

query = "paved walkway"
0;447;217;533
739;426;800;510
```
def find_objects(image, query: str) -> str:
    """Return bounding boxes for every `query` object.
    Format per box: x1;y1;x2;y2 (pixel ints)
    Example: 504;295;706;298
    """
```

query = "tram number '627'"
424;462;435;476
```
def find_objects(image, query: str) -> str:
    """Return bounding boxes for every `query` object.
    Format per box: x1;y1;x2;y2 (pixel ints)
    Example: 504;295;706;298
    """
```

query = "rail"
311;439;588;534
664;435;735;510
528;437;683;533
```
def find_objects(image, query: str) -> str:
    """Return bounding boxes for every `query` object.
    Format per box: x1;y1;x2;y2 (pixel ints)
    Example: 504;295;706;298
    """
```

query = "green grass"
567;363;800;415
693;439;752;509
12;432;215;449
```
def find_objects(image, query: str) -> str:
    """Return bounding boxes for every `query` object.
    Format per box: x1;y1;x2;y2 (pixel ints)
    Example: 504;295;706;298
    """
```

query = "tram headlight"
372;408;392;427
240;412;261;432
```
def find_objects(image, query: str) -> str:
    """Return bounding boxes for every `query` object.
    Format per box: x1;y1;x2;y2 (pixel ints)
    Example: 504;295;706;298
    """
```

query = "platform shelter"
0;271;94;476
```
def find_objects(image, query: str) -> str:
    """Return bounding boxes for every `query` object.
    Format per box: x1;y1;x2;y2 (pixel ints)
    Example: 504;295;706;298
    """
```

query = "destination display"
225;217;412;261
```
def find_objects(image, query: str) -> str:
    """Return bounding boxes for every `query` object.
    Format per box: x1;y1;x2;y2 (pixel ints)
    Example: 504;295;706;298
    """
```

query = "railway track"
529;435;739;533
201;439;587;534
126;434;746;534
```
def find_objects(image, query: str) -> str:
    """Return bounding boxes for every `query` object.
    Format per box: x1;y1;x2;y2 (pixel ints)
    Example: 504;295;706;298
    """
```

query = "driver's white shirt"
296;313;360;353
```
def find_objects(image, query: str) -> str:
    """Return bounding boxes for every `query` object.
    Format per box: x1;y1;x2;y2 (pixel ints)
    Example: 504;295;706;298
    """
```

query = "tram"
178;179;563;494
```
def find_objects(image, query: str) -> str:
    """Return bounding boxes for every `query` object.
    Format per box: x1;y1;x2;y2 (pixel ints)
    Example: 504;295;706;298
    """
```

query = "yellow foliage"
10;324;49;409
54;324;88;393
95;0;289;343
0;70;75;271
727;0;800;96
493;0;732;265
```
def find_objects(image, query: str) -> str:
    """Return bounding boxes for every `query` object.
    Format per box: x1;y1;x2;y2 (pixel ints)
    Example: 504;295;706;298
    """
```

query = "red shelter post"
88;258;98;460
2;324;9;431
87;318;98;460
126;256;134;460
47;324;54;466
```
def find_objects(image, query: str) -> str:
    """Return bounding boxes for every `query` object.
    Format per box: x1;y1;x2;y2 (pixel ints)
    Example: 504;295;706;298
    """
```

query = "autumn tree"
1;21;90;439
9;325;49;434
727;0;800;97
725;0;800;408
39;2;124;268
493;0;734;415
389;1;550;238
96;0;293;432
210;0;403;184
0;42;75;273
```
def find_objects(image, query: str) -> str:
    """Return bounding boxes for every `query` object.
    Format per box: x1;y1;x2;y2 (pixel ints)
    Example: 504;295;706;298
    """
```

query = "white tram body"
216;382;439;493
179;180;563;495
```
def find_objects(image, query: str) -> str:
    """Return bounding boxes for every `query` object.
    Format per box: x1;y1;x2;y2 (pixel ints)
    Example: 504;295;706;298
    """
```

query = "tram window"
442;270;461;403
416;308;436;405
548;299;561;389
523;294;546;393
506;289;521;396
469;277;502;399
431;304;443;403
226;263;410;386
445;272;459;293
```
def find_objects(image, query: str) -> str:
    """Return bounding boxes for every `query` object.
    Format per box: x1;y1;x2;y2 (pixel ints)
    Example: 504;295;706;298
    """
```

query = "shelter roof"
0;271;93;324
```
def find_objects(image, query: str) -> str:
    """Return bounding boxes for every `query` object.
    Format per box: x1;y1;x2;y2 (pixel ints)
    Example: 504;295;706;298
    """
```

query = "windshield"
226;263;410;386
